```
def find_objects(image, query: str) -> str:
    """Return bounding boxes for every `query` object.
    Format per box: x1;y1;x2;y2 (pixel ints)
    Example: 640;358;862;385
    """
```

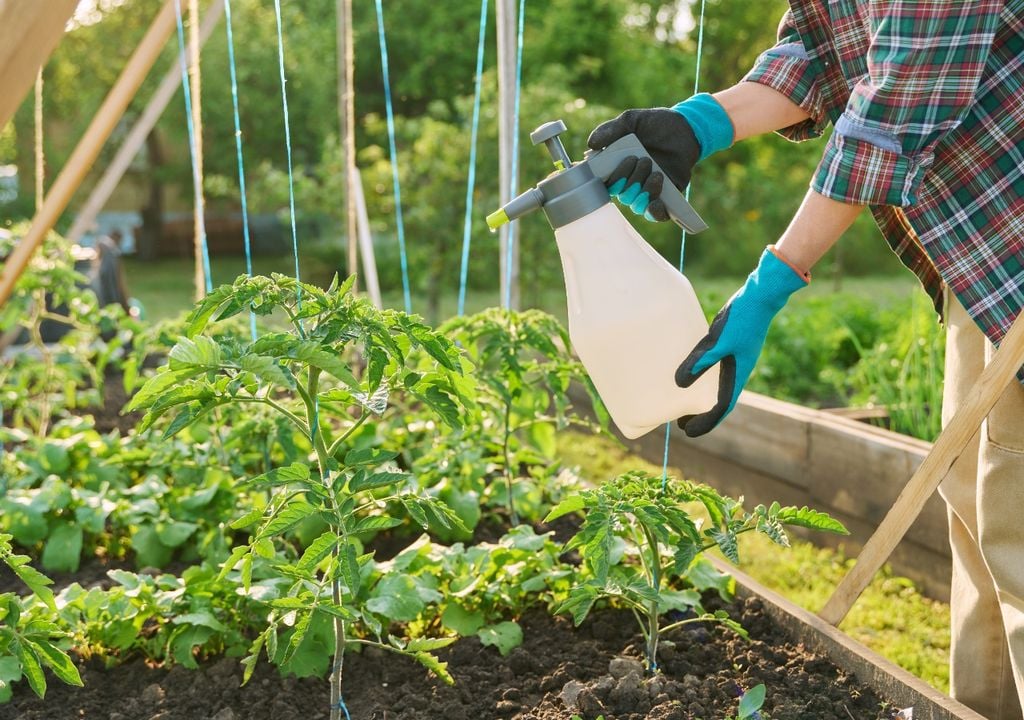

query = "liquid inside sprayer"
487;120;718;438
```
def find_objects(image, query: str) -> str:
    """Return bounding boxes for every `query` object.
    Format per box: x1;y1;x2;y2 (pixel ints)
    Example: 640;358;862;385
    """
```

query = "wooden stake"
0;0;179;309
820;306;1024;626
187;0;208;300
0;0;78;129
496;0;520;310
34;69;44;212
66;0;225;246
351;167;382;309
338;0;358;292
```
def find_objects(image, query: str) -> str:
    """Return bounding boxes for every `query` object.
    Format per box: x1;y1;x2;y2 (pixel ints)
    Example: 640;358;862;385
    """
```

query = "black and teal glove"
675;247;808;437
586;93;734;221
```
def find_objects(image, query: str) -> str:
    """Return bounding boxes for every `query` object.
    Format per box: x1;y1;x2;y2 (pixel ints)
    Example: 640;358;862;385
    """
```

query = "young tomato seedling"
547;471;847;673
127;274;473;720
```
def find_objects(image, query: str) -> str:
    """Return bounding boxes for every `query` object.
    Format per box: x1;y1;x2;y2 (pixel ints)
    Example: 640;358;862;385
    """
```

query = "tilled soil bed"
3;596;900;720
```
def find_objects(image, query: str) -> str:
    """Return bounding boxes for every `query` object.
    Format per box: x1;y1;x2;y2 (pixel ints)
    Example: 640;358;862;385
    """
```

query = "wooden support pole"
0;0;79;129
820;307;1024;626
0;0;179;309
496;0;520;310
351;167;382;310
66;0;225;246
338;0;358;292
187;0;208;300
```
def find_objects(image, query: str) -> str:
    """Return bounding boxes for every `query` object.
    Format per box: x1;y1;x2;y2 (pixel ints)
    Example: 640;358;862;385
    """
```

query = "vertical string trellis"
662;0;707;490
272;0;303;308
173;0;213;296
373;0;412;314
457;0;491;317
223;0;256;340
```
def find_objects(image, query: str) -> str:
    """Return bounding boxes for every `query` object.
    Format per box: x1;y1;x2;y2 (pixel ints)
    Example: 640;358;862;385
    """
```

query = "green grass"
558;430;951;692
124;254;922;324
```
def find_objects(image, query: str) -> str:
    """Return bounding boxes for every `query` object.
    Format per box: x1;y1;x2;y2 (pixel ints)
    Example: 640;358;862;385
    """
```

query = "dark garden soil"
3;596;901;720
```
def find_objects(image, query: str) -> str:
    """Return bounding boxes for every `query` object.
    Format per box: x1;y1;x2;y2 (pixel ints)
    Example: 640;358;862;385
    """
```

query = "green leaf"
349;471;409;493
41;524;83;574
243;464;311;490
738;683;766;719
710;528;740;564
338;541;362;595
544;495;585;523
26;640;82;688
168;335;224;371
156;521;199;549
7;559;56;610
777;506;849;535
441;603;484;636
16;644;46;698
366;574;425;622
131;526;173;568
476;621;523;656
240;353;296;389
405;637;457;653
170;624;214;669
296;531;337;573
349;515;403;535
413;651;453;685
173;612;228;632
258;498;315;540
343;447;398;467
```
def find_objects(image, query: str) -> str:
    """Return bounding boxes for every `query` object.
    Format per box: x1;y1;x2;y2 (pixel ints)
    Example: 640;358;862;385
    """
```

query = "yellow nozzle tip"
486;209;509;231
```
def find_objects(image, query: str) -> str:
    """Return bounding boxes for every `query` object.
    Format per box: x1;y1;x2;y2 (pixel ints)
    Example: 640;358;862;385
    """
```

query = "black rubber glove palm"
586;108;701;222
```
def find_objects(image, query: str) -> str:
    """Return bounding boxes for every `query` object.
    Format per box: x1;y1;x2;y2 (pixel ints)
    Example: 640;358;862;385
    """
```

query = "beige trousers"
940;293;1024;720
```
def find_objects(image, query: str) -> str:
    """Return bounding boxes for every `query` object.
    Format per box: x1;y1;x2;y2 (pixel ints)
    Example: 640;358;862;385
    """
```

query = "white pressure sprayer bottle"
487;119;719;439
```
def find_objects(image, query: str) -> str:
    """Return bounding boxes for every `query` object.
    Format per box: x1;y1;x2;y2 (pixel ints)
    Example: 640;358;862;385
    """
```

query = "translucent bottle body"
554;203;719;438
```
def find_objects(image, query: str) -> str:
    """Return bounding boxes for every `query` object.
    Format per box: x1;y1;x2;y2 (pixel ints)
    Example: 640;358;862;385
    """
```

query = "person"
586;2;1024;718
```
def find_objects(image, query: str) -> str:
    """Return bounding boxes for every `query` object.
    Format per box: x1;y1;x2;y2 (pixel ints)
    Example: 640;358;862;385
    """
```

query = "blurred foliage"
2;0;904;298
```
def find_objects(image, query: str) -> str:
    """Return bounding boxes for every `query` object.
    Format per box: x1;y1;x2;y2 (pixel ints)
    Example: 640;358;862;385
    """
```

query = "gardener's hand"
674;246;808;437
586;93;734;221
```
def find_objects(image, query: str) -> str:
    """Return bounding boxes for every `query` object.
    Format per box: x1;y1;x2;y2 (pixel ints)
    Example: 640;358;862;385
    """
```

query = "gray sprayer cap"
486;119;609;231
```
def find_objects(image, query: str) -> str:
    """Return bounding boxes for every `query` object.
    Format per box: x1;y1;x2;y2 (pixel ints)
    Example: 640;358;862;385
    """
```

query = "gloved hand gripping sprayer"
487;120;719;439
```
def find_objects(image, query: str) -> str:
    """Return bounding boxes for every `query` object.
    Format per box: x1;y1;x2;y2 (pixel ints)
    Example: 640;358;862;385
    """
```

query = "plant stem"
304;367;346;720
502;398;517;526
327;411;369;459
641;522;663;673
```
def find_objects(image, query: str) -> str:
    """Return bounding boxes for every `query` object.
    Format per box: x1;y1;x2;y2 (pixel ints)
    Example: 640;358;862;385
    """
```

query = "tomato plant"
127;273;474;719
547;471;848;673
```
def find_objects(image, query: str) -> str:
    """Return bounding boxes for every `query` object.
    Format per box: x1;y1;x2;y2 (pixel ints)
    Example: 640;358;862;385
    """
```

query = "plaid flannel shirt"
743;0;1024;359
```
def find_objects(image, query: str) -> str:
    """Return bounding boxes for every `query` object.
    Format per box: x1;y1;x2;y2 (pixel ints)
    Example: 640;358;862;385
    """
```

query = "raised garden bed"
620;391;949;601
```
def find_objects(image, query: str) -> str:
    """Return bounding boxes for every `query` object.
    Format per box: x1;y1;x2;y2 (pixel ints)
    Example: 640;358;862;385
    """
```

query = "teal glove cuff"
671;93;734;162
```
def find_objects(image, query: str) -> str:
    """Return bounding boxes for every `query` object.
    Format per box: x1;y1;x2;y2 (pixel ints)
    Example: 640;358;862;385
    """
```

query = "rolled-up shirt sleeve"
743;10;828;141
813;1;1003;207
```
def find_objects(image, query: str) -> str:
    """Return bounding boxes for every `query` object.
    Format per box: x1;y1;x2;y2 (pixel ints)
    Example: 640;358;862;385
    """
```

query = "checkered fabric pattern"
743;1;1024;356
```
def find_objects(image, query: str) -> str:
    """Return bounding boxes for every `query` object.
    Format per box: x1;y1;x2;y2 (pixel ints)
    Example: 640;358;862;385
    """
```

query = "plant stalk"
502;398;518;525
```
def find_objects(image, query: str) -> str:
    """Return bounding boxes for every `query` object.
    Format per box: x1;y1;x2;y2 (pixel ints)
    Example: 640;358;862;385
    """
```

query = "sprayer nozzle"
486;208;509;231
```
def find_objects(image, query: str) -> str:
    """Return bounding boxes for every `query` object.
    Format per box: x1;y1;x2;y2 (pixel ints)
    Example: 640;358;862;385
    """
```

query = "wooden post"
0;0;79;129
66;0;225;246
496;0;520;310
34;69;44;212
0;0;179;309
351;167;382;310
819;307;1024;625
187;0;208;299
338;0;358;291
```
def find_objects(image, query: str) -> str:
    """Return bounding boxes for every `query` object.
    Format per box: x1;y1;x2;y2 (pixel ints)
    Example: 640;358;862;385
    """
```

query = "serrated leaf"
544;495;585;523
26;640;82;688
349;471;409;493
710;528;740;564
338;541;361;596
240;353;296;389
258;498;315;540
413;651;453;685
168;335;224;371
343;447;398;467
17;645;45;698
350;515;402;535
777;506;848;535
297;531;337;573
